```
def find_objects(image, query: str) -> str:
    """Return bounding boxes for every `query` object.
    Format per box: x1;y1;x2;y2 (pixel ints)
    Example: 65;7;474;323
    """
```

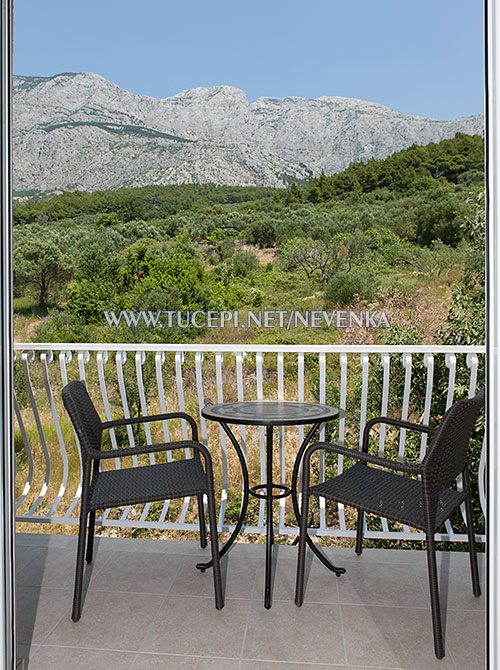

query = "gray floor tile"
140;595;250;658
17;587;72;645
336;559;428;607
16;545;43;575
16;643;38;667
412;560;485;611
89;550;181;594
253;556;339;604
342;604;455;669
243;600;346;666
16;546;110;590
445;609;486;670
28;646;137;670
45;591;164;652
241;662;345;669
16;533;73;549
132;654;240;669
91;536;209;556
170;554;257;600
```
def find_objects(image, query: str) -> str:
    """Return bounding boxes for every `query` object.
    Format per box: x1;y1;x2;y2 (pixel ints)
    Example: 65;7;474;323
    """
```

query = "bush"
228;250;259;277
326;268;380;306
245;219;277;248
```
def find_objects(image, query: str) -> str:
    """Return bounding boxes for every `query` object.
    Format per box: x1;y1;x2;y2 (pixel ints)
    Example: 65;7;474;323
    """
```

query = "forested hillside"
13;133;485;348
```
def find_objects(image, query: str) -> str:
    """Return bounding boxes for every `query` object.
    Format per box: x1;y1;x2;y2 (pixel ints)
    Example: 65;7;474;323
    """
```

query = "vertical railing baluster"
445;353;456;411
420;353;434;461
115;351;135;521
256;351;265;528
466;353;486;518
399;353;412;535
358;353;370;537
318;352;326;529
467;353;479;398
155;352;171;447
379;353;390;534
22;352;51;517
277;352;286;531
235;352;247;458
399;353;412;459
444;353;457;534
195;352;208;446
115;351;136;454
59;350;83;520
96;351;120;469
135;352;155;522
297;352;305;512
194;352;208;520
40;351;69;517
236;352;247;520
155;351;172;524
215;352;229;530
174;351;191;524
135;351;154;459
379;354;390;455
77;350;90;383
13;391;33;511
337;353;347;531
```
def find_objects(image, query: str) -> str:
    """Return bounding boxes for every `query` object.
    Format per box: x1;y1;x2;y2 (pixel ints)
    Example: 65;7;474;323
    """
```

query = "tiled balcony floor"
16;532;485;670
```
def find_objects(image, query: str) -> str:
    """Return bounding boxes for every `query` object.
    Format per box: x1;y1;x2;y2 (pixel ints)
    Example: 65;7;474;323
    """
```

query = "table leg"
265;425;274;609
196;421;249;572
291;422;346;577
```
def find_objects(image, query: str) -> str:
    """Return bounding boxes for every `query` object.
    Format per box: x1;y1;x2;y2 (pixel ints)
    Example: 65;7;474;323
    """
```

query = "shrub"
326;268;380;306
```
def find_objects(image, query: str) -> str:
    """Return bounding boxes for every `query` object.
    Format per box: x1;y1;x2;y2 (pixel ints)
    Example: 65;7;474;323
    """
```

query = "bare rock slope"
13;72;483;192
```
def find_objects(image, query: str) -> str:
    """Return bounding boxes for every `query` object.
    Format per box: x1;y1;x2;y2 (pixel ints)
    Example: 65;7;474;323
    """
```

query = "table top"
201;400;342;427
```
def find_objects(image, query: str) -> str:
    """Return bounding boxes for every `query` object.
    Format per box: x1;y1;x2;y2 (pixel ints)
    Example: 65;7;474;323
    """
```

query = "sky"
13;0;484;120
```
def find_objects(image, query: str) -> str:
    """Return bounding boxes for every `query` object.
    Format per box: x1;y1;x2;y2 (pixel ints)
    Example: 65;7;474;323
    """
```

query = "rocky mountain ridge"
13;72;484;192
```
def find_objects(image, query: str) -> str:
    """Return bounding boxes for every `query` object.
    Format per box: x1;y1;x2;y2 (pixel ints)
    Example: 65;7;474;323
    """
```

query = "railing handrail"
13;342;486;354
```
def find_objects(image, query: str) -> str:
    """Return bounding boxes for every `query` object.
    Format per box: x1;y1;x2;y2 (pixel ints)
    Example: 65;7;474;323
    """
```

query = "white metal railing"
13;343;486;542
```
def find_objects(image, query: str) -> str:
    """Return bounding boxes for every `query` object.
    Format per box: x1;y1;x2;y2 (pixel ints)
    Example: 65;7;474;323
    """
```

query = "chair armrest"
361;416;435;453
102;412;199;441
87;439;208;462
306;441;422;475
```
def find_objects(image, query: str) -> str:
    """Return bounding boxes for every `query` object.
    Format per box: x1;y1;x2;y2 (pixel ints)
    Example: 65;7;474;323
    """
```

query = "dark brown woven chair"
295;389;484;659
62;380;223;621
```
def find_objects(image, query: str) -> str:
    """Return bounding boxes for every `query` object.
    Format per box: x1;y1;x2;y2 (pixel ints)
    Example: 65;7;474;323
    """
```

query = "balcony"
14;343;486;668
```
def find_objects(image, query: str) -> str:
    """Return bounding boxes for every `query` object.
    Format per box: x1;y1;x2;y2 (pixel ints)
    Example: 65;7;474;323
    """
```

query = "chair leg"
464;494;481;597
206;485;224;610
197;493;207;549
355;508;364;555
72;507;88;622
86;511;96;564
295;488;310;607
425;527;445;659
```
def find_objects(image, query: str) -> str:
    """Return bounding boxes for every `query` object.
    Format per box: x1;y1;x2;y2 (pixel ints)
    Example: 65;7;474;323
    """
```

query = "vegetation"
13;133;486;547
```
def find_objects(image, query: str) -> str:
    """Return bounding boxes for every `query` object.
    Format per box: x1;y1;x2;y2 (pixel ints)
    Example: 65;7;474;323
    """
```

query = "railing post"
1;0;15;667
487;0;499;666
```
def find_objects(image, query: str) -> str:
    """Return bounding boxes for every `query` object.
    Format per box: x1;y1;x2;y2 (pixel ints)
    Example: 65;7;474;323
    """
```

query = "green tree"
13;235;73;308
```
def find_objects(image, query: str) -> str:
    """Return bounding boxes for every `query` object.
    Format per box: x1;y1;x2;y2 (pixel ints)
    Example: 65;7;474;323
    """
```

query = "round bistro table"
196;400;346;608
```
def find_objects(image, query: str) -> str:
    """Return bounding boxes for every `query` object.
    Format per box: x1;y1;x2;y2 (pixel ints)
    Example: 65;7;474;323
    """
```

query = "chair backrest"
62;380;103;460
421;388;485;489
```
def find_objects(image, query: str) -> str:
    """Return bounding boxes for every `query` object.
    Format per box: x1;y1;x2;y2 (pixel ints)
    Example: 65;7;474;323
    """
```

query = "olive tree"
14;234;73;308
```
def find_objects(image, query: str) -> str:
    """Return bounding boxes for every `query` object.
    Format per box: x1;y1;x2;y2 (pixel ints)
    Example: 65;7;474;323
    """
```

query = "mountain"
13;72;484;193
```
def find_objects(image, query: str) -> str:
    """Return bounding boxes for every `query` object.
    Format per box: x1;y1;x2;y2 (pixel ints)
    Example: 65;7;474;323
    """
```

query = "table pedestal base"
196;419;346;607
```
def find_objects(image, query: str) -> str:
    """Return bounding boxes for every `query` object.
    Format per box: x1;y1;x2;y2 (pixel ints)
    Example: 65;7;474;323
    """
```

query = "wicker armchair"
295;389;484;659
62;380;223;621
